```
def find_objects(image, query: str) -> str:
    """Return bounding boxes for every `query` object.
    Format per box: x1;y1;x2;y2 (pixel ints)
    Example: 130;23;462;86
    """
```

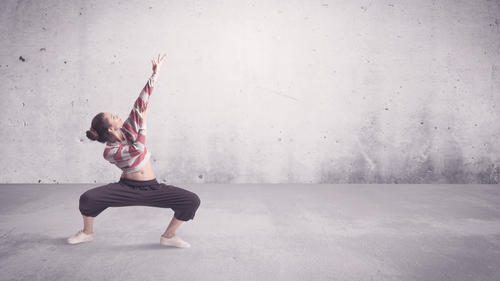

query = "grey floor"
0;184;499;281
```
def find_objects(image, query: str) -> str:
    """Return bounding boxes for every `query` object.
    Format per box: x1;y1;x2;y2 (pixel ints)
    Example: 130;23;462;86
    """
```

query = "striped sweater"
103;73;158;174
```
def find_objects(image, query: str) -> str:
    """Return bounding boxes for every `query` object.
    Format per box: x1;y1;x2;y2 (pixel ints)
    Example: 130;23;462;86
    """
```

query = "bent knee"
189;192;201;210
79;189;100;208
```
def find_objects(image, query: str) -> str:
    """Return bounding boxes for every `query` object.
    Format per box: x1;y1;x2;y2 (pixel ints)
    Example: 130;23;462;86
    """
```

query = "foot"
67;230;94;244
160;235;190;248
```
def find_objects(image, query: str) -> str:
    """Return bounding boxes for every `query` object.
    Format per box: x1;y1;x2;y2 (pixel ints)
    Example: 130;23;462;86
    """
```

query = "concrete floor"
0;184;499;281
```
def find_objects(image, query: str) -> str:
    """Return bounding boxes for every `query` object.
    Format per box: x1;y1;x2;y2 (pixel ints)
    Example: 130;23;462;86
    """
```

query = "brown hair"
86;113;111;143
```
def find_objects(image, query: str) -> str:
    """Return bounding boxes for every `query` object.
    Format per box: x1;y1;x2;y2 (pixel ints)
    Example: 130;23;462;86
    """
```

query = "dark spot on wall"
384;108;389;110
38;180;41;183
40;48;46;51
64;61;67;64
198;175;203;179
19;56;25;62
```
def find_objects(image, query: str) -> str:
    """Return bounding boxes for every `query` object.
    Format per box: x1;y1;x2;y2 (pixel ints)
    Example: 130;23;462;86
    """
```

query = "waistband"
119;178;159;187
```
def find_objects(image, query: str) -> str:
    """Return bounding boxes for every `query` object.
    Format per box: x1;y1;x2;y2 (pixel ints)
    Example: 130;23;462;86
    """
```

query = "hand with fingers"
152;54;167;74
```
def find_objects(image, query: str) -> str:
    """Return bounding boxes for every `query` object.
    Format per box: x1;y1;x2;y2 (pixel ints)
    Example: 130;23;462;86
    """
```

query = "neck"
110;130;124;142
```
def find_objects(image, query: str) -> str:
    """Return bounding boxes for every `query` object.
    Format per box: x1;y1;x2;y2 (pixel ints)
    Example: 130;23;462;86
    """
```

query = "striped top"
103;73;157;174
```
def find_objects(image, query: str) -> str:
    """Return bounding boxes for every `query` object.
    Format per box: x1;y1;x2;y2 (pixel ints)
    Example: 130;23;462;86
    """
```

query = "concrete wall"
1;0;500;184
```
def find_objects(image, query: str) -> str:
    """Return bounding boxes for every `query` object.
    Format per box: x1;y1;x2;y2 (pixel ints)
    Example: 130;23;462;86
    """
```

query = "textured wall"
1;0;500;184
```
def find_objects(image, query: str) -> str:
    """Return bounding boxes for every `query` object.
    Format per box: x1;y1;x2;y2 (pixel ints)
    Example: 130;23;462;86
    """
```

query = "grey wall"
1;0;500;184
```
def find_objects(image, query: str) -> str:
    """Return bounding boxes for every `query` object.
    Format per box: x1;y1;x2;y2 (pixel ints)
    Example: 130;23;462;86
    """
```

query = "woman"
67;54;200;248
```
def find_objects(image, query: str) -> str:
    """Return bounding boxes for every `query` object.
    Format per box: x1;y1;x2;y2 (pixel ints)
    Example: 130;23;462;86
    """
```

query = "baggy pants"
79;178;200;221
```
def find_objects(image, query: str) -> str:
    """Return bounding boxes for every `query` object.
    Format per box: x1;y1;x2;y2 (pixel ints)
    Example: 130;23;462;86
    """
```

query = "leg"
140;184;200;235
82;215;94;235
160;216;190;248
67;215;95;244
145;184;201;222
144;184;200;248
69;182;133;245
162;216;183;238
79;182;136;217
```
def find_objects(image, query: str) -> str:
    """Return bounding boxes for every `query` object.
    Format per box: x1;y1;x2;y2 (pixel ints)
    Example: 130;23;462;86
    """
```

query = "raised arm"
122;54;166;141
134;54;166;113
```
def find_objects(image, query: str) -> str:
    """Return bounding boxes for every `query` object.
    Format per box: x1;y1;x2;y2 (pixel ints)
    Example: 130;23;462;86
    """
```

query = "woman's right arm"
122;54;166;141
121;73;156;141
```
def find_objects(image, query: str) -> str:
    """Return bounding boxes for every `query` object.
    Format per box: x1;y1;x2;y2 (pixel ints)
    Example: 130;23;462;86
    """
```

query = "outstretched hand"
152;54;166;74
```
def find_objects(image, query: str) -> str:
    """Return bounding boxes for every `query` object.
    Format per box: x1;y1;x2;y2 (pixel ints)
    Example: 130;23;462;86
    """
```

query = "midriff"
120;160;156;181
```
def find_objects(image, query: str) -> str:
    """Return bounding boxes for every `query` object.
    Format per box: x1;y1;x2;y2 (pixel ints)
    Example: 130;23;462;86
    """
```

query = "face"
104;112;123;132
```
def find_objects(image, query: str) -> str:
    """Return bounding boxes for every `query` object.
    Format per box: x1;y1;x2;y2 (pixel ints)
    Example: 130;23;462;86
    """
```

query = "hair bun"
86;128;99;141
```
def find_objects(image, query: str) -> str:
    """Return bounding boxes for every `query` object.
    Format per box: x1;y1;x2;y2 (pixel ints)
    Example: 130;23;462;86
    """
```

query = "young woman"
67;54;200;248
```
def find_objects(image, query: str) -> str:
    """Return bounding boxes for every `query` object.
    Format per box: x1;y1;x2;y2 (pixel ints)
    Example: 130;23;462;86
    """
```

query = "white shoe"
160;235;190;248
67;230;94;244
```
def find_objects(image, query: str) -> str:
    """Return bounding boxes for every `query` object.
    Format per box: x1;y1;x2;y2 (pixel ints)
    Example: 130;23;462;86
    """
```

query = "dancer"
67;54;200;248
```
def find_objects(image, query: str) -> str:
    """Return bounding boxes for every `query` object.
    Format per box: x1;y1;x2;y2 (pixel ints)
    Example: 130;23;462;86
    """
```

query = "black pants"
79;178;200;221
